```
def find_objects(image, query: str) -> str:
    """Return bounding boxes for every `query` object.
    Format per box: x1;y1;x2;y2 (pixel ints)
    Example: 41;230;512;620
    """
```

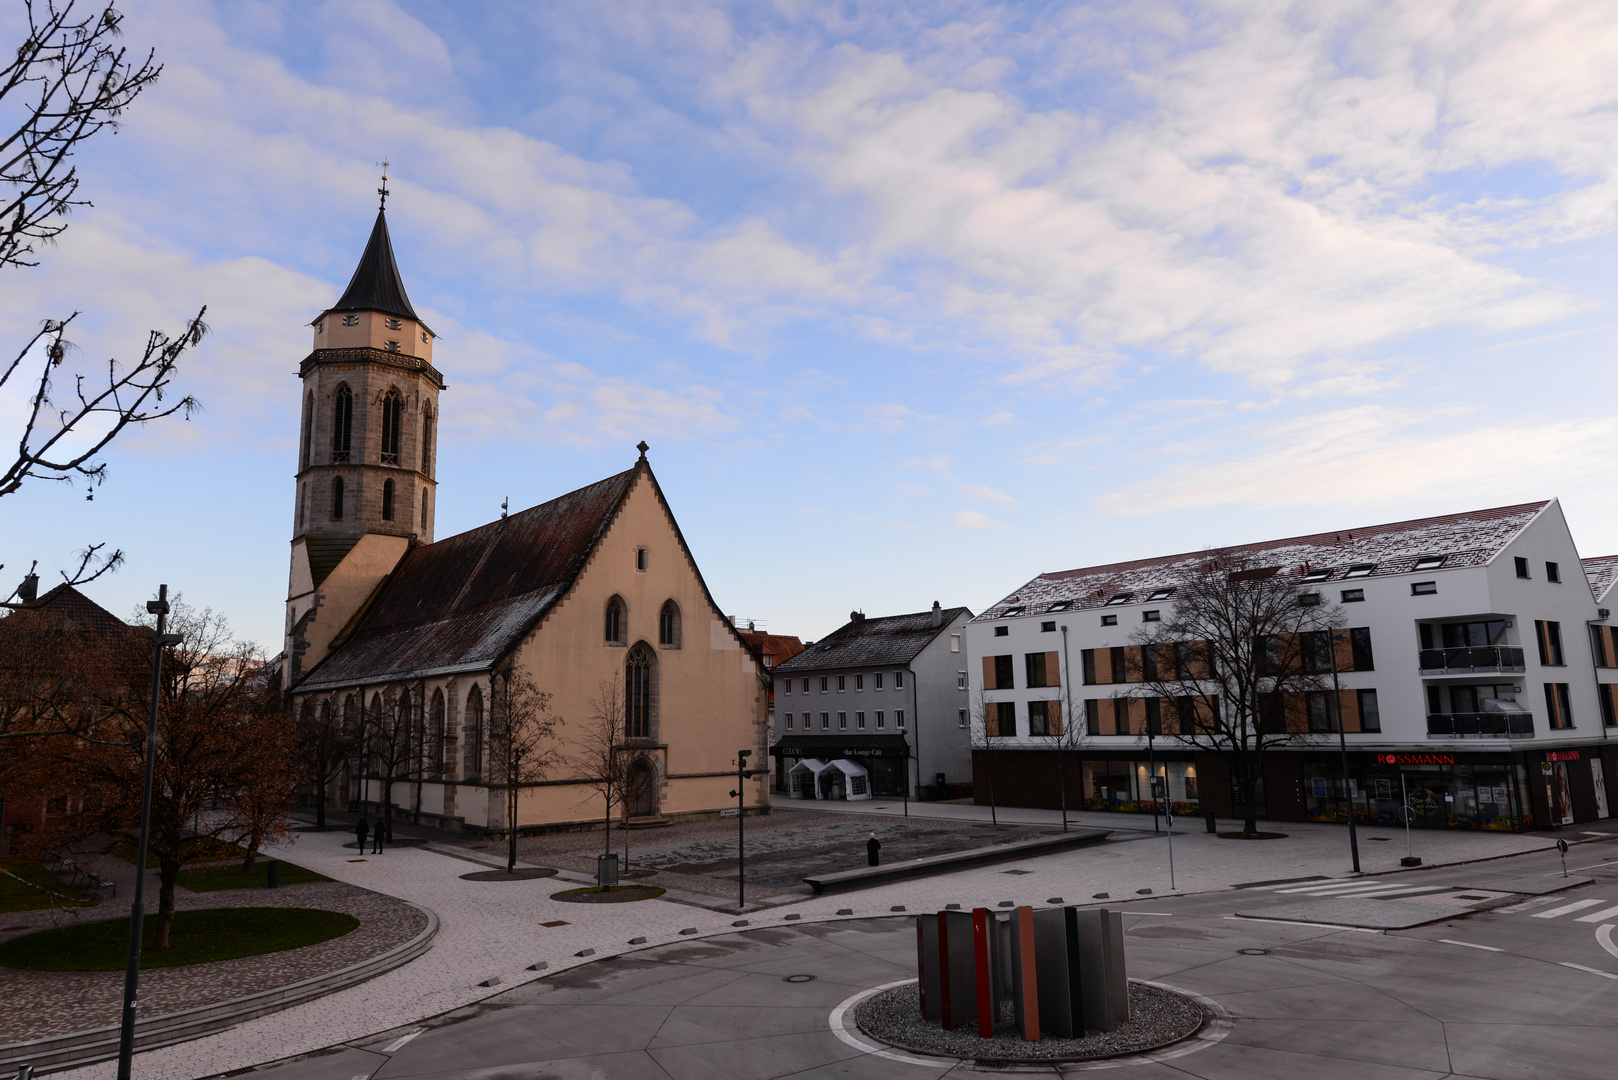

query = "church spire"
329;206;420;323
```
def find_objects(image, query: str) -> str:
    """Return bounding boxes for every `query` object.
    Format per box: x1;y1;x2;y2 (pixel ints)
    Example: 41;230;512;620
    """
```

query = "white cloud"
953;509;999;529
956;481;1018;507
1098;405;1618;516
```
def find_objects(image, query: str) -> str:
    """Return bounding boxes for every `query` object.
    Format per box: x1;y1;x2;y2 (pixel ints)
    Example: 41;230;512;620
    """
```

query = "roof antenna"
500;497;508;520
376;159;391;209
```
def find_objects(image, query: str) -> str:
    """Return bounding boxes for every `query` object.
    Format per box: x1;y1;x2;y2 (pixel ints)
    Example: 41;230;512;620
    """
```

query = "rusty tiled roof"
297;468;637;690
1583;555;1618;604
15;584;135;642
974;500;1553;622
738;631;805;666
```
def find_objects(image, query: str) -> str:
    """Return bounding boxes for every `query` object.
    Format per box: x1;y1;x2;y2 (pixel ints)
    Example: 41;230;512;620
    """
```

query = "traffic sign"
1557;839;1569;854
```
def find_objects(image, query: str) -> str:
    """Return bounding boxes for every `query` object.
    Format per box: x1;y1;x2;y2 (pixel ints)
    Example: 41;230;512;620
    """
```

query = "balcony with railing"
1418;646;1526;675
1426;711;1535;738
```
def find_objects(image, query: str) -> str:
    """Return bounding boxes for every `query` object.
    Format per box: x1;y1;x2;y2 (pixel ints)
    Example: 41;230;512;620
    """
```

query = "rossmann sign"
1376;753;1456;766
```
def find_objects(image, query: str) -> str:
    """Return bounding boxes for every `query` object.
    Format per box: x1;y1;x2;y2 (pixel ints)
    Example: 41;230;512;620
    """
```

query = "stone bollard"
266;860;281;888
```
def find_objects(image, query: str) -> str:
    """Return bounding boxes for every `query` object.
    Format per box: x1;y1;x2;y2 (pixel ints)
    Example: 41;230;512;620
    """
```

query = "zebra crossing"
1524;897;1618;923
1241;878;1509;907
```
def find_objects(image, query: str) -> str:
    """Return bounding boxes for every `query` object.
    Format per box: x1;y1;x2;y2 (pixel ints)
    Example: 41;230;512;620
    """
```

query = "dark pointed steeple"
329;208;420;322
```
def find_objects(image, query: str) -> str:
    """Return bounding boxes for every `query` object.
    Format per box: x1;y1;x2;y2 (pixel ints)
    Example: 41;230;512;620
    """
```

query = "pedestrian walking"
355;817;370;852
867;832;881;867
372;820;385;854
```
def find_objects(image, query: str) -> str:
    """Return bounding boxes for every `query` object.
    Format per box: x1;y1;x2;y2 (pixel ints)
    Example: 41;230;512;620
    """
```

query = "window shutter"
1046;652;1061;687
1535;621;1551;666
982;655;996;690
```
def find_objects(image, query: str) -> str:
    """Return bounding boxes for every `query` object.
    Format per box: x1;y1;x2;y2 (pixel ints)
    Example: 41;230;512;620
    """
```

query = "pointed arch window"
382;479;395;521
465;685;484;779
332;385;353;462
380;389;403;465
421;405;434;476
659;600;681;648
626;645;653;739
421;489;430;530
300;393;314;468
605;596;626;645
430;689;446;778
332;476;345;520
398;688;414;770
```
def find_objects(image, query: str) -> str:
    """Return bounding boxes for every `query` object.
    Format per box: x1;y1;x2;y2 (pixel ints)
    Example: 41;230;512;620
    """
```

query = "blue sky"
5;0;1618;651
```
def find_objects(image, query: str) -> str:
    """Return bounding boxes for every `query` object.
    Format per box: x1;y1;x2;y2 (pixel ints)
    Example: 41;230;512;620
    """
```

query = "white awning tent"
788;758;830;799
828;758;872;801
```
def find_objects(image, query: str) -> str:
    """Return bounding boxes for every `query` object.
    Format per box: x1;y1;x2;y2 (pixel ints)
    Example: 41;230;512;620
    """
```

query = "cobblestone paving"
0;882;426;1043
510;812;1059;899
53;806;1566;1080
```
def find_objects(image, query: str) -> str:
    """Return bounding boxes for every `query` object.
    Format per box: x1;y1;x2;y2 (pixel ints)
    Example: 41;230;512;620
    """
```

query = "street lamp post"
116;585;182;1080
729;749;762;909
1329;629;1362;873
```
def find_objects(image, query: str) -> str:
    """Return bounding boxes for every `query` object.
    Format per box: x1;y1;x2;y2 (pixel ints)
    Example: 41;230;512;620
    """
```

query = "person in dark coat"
372;820;385;854
355;817;370;852
867;832;881;867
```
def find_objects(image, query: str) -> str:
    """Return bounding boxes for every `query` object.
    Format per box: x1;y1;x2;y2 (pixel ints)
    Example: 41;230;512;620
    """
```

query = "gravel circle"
550;885;666;903
854;980;1205;1062
459;868;558;881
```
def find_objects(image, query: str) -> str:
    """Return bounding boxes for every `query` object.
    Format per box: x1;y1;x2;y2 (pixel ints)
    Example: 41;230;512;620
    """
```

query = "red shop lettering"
1377;753;1456;766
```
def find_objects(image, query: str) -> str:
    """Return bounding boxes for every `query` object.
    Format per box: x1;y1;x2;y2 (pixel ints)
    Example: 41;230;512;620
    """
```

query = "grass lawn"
177;861;330;891
0;907;359;970
0;858;92;913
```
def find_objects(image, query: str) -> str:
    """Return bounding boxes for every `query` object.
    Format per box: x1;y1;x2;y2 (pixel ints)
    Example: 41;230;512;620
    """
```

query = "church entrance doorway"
626;756;658;818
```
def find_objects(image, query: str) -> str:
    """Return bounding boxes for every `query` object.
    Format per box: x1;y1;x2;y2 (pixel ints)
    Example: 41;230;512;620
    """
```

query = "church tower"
284;194;445;685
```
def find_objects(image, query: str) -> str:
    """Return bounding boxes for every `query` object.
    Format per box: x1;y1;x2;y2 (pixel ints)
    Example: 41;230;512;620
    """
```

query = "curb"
0;903;439;1075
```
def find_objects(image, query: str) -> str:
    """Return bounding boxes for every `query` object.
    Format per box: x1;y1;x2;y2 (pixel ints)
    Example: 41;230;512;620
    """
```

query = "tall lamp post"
729;749;763;909
1329;629;1362;873
117;585;182;1080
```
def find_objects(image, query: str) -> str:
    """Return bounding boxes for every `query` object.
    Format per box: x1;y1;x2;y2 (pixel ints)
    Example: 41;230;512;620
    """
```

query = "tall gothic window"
300;393;313;468
369;693;383;772
331;476;345;520
380;389;403;464
605;596;626;645
382;479;395;521
421;490;429;530
659;600;681;648
430;689;446;778
626;646;652;738
332;385;353;462
466;685;484;779
421;406;434;475
399;688;414;770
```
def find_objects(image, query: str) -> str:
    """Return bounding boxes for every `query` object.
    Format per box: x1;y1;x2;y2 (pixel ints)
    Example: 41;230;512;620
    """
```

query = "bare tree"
295;696;355;829
360;688;413;838
573;678;630;873
1127;552;1341;836
1;2;206;600
967;685;1002;825
1036;653;1083;832
61;601;296;949
489;663;563;873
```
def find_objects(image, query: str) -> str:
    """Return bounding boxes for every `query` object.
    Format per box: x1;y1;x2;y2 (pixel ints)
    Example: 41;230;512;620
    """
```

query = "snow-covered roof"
1583;555;1618;604
974;500;1552;622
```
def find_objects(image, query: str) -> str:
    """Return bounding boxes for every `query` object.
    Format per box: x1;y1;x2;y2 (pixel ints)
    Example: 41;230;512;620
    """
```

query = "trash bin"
266;859;281;888
1205;811;1217;834
597;852;619;888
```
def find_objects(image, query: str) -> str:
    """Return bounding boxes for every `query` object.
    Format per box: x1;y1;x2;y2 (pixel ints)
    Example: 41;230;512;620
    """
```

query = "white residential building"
771;603;973;800
964;500;1618;832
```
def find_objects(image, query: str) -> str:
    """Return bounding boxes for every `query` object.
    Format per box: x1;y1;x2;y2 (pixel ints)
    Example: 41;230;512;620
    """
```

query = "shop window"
1357;689;1381;732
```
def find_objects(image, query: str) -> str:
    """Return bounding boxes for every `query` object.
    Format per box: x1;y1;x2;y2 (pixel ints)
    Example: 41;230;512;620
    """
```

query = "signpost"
729;750;764;910
1155;767;1176;891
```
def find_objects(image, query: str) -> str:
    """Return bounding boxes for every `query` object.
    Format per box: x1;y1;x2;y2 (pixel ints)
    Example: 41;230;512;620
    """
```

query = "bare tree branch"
1;1;162;269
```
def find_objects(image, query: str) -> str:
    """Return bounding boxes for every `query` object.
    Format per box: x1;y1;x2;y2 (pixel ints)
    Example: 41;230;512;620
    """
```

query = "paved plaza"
44;803;1592;1080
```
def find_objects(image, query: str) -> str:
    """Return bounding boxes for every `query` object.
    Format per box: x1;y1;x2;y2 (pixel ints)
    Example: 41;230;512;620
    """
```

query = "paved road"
246;837;1618;1080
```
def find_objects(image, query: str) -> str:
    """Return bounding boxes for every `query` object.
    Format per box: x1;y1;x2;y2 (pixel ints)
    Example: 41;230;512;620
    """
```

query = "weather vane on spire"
377;159;391;209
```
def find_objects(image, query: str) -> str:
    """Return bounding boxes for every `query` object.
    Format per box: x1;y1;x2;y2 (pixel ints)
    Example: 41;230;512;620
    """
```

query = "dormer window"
1344;563;1376;578
386;318;403;330
1413;554;1446;571
342;314;359;326
1146;587;1176;600
1003;605;1025;617
1300;569;1332;583
385;340;401;353
1047;601;1071;612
